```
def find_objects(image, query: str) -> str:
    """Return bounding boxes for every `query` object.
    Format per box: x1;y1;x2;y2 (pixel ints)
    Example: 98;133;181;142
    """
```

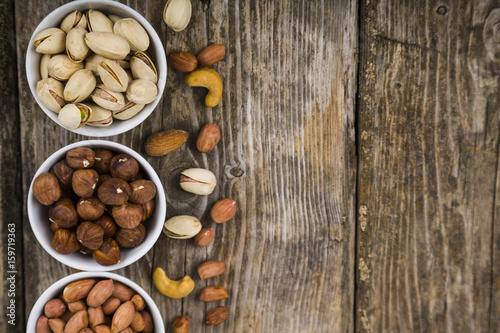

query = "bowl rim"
27;140;166;272
25;271;165;332
26;0;167;137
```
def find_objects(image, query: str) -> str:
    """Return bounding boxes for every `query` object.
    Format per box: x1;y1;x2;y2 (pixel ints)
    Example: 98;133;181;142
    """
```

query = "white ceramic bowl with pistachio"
26;0;167;137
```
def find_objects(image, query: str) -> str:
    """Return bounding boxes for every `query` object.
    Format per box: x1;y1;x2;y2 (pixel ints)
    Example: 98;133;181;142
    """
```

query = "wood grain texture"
357;0;500;332
14;0;357;332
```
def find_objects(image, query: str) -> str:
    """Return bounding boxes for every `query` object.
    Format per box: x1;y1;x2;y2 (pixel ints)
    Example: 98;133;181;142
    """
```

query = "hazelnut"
79;246;93;255
49;222;60;233
98;178;131;205
51;229;81;254
48;197;78;228
94;148;115;174
93;238;121;266
130;171;144;181
109;154;139;181
77;197;105;220
115;224;146;248
94;215;117;238
50;159;75;190
76;221;104;250
140;199;155;222
33;173;62;206
72;169;99;198
129;180;156;205
99;174;112;185
112;203;143;229
66;147;96;169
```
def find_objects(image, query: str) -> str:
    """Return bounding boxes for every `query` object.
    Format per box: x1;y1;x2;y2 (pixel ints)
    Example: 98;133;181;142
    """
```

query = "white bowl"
27;140;166;271
26;0;167;137
26;272;165;332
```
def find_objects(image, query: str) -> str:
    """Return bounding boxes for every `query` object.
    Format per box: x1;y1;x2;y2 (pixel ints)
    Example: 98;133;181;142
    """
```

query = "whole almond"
131;294;145;311
169;51;197;72
196;123;220;153
111;282;135;302
37;315;51;333
87;279;114;307
68;300;87;313
141;311;154;333
79;329;94;333
93;325;112;333
63;310;88;333
130;311;146;332
44;298;66;318
197;44;226;67
206;306;229;326
63;279;96;303
102;297;121;315
48;318;66;333
199;285;229;302
172;315;190;333
198;260;226;280
61;310;74;322
145;130;189;156
111;301;135;333
88;306;105;328
194;228;215;247
210;199;237;223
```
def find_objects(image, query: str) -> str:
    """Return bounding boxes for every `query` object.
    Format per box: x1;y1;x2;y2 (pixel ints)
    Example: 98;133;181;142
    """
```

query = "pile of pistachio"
33;9;159;130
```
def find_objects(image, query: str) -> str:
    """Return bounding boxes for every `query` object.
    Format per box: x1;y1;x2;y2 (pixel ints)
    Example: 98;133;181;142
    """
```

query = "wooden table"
1;0;499;332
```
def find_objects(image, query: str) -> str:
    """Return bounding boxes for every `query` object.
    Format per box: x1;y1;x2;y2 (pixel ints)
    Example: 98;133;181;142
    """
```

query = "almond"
111;301;135;333
111;282;135;302
48;318;66;333
194;227;215;247
102;297;121;315
145;130;189;156
168;51;197;72
141;311;154;333
131;294;145;311
198;260;226;280
199;285;229;302
63;310;88;333
197;44;226;67
67;300;87;313
172;315;190;333
93;325;112;333
36;315;51;333
88;306;105;328
210;199;237;223
130;311;145;332
63;279;96;303
79;329;94;333
206;306;229;326
44;298;66;318
196;123;220;153
87;279;114;307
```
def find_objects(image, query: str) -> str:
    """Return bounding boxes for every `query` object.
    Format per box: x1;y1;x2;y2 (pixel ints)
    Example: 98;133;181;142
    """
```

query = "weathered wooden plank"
357;0;500;331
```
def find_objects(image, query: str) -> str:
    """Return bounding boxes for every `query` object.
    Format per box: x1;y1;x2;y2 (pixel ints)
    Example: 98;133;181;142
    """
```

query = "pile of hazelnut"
32;147;157;266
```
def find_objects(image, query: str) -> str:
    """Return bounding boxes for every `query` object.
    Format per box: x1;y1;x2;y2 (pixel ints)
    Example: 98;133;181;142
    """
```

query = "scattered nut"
197;44;226;67
163;215;202;239
168;51;197;72
153;267;195;299
144;129;188;156
172;315;190;333
199;285;229;302
196;123;220;153
193;228;215;247
163;0;192;32
210;198;237;223
185;68;223;107
206;306;229;326
180;168;217;195
33;173;62;206
198;260;226;280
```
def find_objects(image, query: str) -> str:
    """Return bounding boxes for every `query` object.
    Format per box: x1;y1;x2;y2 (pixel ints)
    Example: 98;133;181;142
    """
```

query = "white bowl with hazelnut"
26;271;165;332
27;140;166;271
26;0;167;137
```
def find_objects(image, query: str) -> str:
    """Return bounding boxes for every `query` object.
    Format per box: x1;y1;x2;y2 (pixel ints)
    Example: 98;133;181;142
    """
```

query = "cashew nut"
153;267;195;299
185;68;223;107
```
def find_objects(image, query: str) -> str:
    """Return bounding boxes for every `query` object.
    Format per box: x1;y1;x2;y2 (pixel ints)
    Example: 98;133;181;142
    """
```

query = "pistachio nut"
36;78;66;113
33;28;66;54
58;103;92;130
125;69;134;84
180;168;217;195
163;0;192;32
112;101;145;120
40;54;52;79
86;9;114;33
64;69;96;103
91;84;125;111
113;18;150;52
60;10;87;33
66;27;89;63
85;32;130;60
108;14;123;25
130;51;157;84
86;102;113;127
85;53;106;76
98;59;129;92
163;215;202;239
47;54;84;81
126;79;158;104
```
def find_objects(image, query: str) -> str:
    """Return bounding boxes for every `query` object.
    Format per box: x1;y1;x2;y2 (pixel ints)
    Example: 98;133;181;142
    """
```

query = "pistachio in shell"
66;27;90;63
85;32;130;60
91;84;125;111
58;103;92;130
113;18;150;52
112;101;145;120
47;54;84;81
40;54;52;79
36;78;66;113
60;10;87;33
85;53;106;77
180;168;217;195
64;69;96;103
163;0;192;32
86;102;113;127
163;215;202;239
108;14;123;25
98;59;129;93
130;51;157;84
126;79;157;105
86;9;114;33
33;28;66;54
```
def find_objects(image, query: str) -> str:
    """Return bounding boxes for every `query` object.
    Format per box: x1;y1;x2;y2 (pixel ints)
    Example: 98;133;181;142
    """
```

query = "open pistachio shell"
47;54;84;81
66;27;89;63
180;168;217;195
130;51;157;84
86;102;113;127
112;101;145;120
126;79;157;104
91;84;125;111
85;32;130;60
108;14;123;25
40;54;53;79
113;18;150;52
163;215;202;239
64;69;96;103
85;53;105;76
60;10;87;33
58;103;92;130
36;78;66;113
86;9;114;33
98;59;129;92
33;28;66;54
